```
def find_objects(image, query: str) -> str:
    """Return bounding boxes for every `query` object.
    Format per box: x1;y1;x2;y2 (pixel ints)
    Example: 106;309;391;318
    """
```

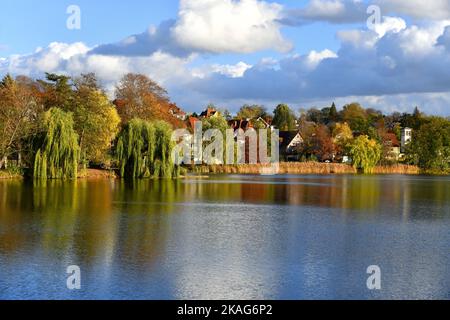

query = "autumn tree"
38;73;74;111
114;73;186;128
73;74;120;165
0;75;42;168
296;120;316;158
312;125;335;161
332;122;353;160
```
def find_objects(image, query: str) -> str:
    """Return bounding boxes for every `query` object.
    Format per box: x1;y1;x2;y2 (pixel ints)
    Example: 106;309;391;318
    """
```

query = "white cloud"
281;0;366;25
375;0;450;20
91;20;193;58
0;42;194;98
184;21;450;115
372;16;406;37
2;1;450;116
281;0;450;25
438;26;450;50
172;0;292;54
91;0;292;57
211;62;253;78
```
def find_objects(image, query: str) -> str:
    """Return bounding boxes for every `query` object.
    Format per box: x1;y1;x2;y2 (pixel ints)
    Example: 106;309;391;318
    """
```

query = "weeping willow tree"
34;108;80;179
349;135;382;174
116;119;178;179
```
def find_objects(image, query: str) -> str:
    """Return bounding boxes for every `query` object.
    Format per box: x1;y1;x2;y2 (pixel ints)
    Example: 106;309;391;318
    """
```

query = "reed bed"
193;162;356;175
373;164;420;175
193;162;421;175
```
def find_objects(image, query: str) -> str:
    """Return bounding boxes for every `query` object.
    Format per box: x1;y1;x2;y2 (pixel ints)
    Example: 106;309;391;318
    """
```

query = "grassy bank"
191;162;422;175
0;169;24;179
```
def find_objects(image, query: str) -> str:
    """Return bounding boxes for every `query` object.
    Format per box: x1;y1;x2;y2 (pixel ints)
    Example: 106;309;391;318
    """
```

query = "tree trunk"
0;156;7;169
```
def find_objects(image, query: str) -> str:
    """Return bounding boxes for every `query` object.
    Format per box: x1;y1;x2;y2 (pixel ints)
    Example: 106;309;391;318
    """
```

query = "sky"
1;0;450;115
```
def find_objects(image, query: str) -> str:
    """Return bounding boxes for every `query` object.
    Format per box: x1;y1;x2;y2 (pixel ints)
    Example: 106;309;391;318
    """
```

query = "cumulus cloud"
91;0;291;57
375;0;450;20
193;62;253;79
172;0;292;53
280;0;367;25
184;20;450;115
437;26;450;50
2;0;450;115
90;20;192;58
0;41;194;96
281;0;450;25
372;16;406;37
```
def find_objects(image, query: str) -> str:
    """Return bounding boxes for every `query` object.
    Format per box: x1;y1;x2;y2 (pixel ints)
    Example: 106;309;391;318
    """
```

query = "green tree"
202;112;229;134
237;105;267;120
341;103;368;133
116;119;178;179
33;108;80;179
273;104;296;131
349;135;382;174
406;117;450;173
329;102;338;122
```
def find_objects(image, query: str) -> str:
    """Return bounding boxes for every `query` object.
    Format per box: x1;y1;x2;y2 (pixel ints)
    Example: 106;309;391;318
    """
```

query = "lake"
0;175;449;300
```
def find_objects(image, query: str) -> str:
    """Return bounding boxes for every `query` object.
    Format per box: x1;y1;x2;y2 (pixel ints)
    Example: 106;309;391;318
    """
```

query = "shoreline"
190;162;421;176
2;163;448;181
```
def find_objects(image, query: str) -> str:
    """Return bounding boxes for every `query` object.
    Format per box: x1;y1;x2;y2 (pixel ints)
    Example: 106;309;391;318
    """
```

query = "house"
401;127;412;153
256;117;275;130
228;119;253;132
383;133;401;160
279;131;304;161
188;116;200;131
200;107;218;118
169;103;187;121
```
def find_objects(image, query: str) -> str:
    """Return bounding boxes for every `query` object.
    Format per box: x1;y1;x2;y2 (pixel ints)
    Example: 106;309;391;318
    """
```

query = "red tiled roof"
383;133;400;147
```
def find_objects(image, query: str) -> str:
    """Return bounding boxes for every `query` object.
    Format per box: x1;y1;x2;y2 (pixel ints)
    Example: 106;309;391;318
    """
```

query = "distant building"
169;104;187;121
188;116;200;131
200;107;218;118
401;127;412;153
279;131;304;161
228;119;254;132
383;133;401;161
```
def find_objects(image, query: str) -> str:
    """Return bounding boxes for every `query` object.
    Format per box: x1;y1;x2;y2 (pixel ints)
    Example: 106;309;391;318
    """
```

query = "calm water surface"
0;175;449;300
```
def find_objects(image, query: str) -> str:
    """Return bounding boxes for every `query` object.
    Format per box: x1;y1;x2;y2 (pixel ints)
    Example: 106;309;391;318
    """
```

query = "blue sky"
0;0;342;63
1;0;450;115
0;0;179;55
